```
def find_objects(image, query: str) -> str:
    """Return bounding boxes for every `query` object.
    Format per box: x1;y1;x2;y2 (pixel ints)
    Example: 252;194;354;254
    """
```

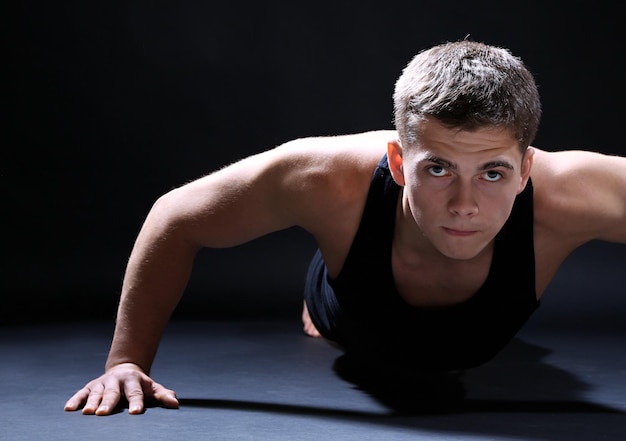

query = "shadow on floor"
332;337;623;414
177;336;625;441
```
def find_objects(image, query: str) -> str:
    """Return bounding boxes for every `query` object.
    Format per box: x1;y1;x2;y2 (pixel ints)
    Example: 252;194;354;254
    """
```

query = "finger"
64;387;90;412
94;384;122;416
123;376;145;415
151;383;179;409
81;383;107;415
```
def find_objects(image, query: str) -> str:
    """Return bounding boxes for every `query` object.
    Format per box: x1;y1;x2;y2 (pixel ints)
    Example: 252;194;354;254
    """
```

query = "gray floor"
1;318;625;441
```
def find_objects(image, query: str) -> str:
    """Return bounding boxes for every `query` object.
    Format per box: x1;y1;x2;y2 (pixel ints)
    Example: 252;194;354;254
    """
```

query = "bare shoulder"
271;130;394;194
275;129;395;165
270;128;393;180
157;130;393;256
269;130;394;267
530;147;626;246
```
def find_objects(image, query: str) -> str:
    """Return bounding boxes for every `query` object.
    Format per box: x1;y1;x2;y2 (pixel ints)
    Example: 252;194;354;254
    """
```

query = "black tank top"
308;154;539;371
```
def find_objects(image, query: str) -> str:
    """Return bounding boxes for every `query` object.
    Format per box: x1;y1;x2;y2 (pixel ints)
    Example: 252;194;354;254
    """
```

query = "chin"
437;240;491;261
441;250;482;261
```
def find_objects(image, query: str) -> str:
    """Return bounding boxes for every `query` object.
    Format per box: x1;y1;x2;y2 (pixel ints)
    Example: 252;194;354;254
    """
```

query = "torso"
299;130;625;369
303;132;580;305
306;150;539;370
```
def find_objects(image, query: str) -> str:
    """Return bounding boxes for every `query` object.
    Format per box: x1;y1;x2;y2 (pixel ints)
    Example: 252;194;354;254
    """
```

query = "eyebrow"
424;155;515;171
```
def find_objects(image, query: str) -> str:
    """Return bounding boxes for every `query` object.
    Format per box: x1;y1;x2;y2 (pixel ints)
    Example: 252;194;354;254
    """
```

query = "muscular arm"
63;147;304;414
533;149;626;245
106;151;299;374
64;131;391;415
531;148;626;296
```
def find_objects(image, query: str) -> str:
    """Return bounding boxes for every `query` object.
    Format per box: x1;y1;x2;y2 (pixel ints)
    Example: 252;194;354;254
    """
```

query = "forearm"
105;203;200;374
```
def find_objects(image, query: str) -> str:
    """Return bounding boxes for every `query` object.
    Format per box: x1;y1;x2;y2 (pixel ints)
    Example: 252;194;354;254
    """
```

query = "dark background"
3;2;624;327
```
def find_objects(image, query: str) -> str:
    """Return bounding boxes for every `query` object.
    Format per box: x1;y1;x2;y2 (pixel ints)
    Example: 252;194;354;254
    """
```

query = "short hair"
393;40;541;153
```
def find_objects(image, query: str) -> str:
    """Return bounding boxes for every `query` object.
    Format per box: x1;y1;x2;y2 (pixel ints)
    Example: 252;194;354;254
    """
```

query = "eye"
428;165;447;177
483;170;502;182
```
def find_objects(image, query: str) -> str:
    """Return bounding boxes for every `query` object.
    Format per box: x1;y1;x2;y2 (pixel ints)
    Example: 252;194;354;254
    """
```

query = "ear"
387;140;406;186
517;147;535;194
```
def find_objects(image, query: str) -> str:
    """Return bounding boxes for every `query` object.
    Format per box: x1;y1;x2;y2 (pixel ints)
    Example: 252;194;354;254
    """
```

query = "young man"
64;40;626;416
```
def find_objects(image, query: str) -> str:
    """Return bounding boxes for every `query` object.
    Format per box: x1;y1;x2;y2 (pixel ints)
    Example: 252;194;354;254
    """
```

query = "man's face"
391;118;533;261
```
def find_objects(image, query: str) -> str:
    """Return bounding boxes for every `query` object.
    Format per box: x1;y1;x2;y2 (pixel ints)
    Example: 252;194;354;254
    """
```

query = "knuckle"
125;387;144;399
103;389;121;398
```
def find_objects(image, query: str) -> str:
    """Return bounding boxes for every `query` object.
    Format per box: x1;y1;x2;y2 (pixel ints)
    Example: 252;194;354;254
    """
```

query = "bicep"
148;151;300;249
581;153;626;243
146;143;346;250
536;150;626;244
140;132;385;251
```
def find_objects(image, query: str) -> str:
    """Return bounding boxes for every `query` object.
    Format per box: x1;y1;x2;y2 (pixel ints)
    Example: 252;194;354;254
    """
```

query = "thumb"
151;383;179;409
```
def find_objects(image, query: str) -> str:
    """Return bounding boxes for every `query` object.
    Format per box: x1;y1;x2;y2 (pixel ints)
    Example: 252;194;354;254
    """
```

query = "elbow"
143;189;196;246
148;190;179;226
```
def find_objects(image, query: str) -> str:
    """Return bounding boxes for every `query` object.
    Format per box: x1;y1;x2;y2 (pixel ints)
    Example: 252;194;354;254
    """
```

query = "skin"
387;122;533;306
64;118;626;415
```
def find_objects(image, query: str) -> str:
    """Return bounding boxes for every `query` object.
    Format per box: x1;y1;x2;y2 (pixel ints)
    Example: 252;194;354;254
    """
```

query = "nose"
448;181;478;217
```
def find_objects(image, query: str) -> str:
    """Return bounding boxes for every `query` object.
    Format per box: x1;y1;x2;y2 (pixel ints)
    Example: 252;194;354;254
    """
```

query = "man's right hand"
64;363;179;415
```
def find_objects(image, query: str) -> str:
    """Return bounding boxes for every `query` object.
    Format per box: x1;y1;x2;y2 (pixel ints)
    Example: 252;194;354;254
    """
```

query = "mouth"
442;227;478;237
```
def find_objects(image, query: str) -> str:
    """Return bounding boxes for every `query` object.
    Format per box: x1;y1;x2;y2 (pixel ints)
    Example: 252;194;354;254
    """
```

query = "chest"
391;245;493;308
